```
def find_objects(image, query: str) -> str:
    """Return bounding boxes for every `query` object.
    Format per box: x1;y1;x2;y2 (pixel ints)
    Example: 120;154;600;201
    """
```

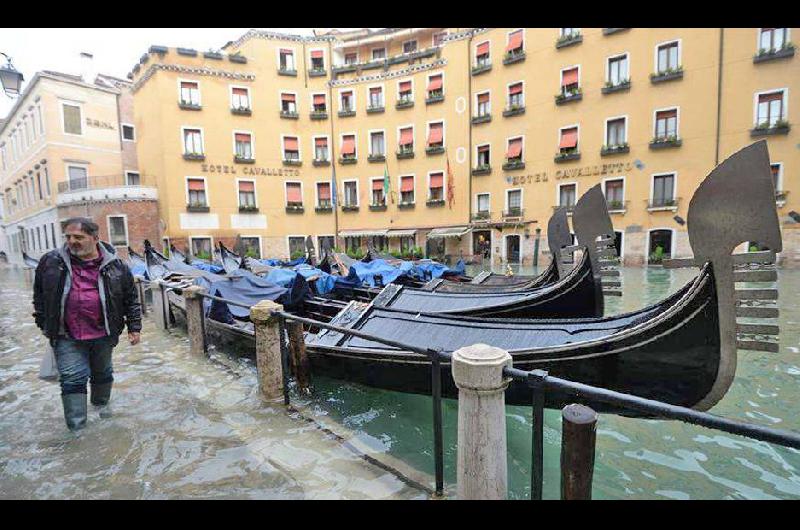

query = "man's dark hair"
62;217;100;237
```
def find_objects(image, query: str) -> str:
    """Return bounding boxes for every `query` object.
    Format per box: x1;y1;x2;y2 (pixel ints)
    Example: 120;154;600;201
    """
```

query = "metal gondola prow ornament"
305;235;317;266
546;207;572;279
686;140;782;411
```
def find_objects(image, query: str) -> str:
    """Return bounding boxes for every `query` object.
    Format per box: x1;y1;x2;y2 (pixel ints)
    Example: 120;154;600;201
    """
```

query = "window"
433;31;447;46
372;179;386;206
372;48;386;60
341;90;354;112
318;236;335;252
67;165;88;190
477;92;490;116
108;216;128;247
371;235;388;251
187;178;207;207
36;106;44;135
281;93;297;114
477;144;490;167
475;41;490;66
760;28;788;52
398;81;413;103
506;137;523;162
191;237;212;259
344;181;358;206
399;127;414;154
310;50;325;71
561;28;579;37
507;189;522;214
477;193;490;213
655;109;678;140
771;163;782;193
369;86;383;109
429;172;444;201
240;237;261;259
400;175;415;204
606;118;627;147
506;30;524;56
757;91;785;127
427;122;444;148
656;41;680;73
559;127;579;154
283;136;299;161
370;131;385;156
403;40;417;54
36;172;43;200
179;81;200;106
125;171;141;186
341;135;356;160
183;128;203;155
231;87;250;110
345;236;361;254
561;67;579;96
508;82;523;108
317;182;332;207
238;180;256;207
279;49;295;71
607;54;628;86
286;182;302;206
344;52;358;65
313;94;327;112
427;74;443;99
400;236;415;253
122;124;135;141
315;137;329;161
559;184;577;207
235;133;253;160
605;179;624;207
62;103;82;135
652;174;676;206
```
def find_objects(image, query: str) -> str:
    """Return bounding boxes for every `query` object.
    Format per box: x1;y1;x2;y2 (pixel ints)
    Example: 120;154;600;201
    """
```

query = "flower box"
649;137;682;149
366;105;385;114
555;91;582;105
426;145;445;156
310;111;328;120
313;159;330;167
332;64;357;74
426;199;445;207
471;165;491;176
203;51;223;60
339;157;357;165
396;99;414;109
554;151;581;163
606;200;627;213
601;80;631;94
238;206;259;213
472;114;492;125
282;159;302;166
650;68;684;84
285;204;304;213
228;54;247;64
753;44;795;64
503;50;526;65
426;93;444;105
234;155;255;164
368;154;386;163
556;34;583;49
177;48;198;57
178;102;202;111
338;109;356;118
369;204;387;212
600;144;630;156
503;106;525;117
602;28;629;36
341;205;359;212
398;202;415;210
231;107;252;116
183;153;205;161
471;211;491;221
308;68;327;77
280;110;299;119
502;159;525;171
315;205;333;213
396;149;415;159
750;121;790;137
278;68;297;77
471;63;492;76
186;204;209;213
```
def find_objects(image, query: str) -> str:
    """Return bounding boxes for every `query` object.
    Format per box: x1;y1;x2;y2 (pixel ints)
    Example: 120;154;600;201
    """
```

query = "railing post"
149;279;168;331
249;300;285;402
182;285;207;356
451;343;513;500
286;320;311;393
560;403;598;500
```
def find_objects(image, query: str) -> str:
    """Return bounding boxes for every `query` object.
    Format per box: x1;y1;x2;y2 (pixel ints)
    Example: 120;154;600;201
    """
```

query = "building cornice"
328;59;448;87
224;29;337;52
132;63;257;93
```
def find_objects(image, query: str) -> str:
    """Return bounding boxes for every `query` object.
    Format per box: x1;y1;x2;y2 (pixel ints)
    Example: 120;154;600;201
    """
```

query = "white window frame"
426;120;446;148
602;176;626;205
235;177;258;208
342;178;359;207
311;134;330;161
315;181;333;207
474;39;491;62
772;162;784;192
368;128;387;157
286;235;307;259
475;143;491;167
370;176;386;206
338;88;356;113
560;28;581;37
560;64;581;91
177;78;201;106
366;82;385;109
402;39;418;54
189;235;214;257
427;170;446;200
654;39;682;73
757;28;791;52
340;132;357;159
232;129;256;159
605;52;630;85
310;92;327;112
506;28;526;51
185;176;209;207
432;31;448;47
753;88;789;127
371;47;386;61
506;80;525;108
505;188;523;212
124;170;141;186
284;180;304;206
343;50;360;65
653;106;681;139
107;214;129;247
317;234;336;253
279;90;299;114
308;47;326;69
277;46;297;71
603;115;629;146
506;135;525;160
397;124;415;151
649;171;679;205
557;182;579;208
475;192;491;213
396;77;414;101
475;89;491;116
280;133;301;162
60;100;84;137
121;122;136;142
398;174;416;204
229;84;252;110
645;228;676;259
181;126;205;155
557;124;580;152
426;71;445;97
65;162;89;186
238;235;263;259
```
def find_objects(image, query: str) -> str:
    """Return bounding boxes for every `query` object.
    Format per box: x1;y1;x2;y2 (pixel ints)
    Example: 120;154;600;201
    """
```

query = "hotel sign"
85;117;115;130
507;161;635;186
199;163;300;177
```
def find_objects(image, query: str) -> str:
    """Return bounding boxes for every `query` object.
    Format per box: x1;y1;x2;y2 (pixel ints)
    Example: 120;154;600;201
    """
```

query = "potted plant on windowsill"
282;158;302;166
503;49;526;64
341;204;359;212
367;104;385;114
339;156;357;165
426;91;444;104
285;203;304;213
313;158;330;167
369;203;387;211
607;200;625;212
368;154;386;163
315;203;333;213
556;33;583;48
338;108;356;117
183;152;205;161
471;113;492;124
650;66;684;83
396;98;414;109
231;106;252;116
502;158;525;170
309;67;327;77
555;88;583;105
554;149;581;163
601;78;631;94
600;142;630;156
426;198;445;207
238;205;259;213
472;164;491;176
471;62;492;75
649;135;682;149
396;147;415;159
750;119;790;137
186;203;210;213
194;250;212;261
178;101;202;111
503;103;525;117
310;110;328;120
280;110;299;119
234;154;255;164
753;42;795;63
398;201;415;209
426;144;445;155
278;67;298;76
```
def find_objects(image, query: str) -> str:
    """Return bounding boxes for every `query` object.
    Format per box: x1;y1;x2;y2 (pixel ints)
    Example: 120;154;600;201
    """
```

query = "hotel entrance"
505;234;521;263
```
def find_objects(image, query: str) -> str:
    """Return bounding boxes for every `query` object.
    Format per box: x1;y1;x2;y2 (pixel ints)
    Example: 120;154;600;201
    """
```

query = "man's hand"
128;332;141;345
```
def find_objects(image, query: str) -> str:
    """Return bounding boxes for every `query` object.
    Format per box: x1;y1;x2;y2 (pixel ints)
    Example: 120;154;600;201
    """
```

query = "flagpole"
327;56;340;251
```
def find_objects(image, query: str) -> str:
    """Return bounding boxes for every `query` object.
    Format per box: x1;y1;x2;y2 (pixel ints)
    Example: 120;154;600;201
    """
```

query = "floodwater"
0;266;427;500
2;264;799;499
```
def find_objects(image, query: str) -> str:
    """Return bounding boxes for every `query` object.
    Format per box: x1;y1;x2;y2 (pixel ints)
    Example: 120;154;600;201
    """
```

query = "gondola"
22;251;40;269
169;244;187;264
303;142;782;413
218;242;243;274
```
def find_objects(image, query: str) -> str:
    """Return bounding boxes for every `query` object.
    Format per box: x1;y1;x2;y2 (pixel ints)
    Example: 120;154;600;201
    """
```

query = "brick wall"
57;199;160;259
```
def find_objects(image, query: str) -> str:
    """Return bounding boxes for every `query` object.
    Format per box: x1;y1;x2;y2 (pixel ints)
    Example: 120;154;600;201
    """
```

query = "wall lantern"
0;53;24;97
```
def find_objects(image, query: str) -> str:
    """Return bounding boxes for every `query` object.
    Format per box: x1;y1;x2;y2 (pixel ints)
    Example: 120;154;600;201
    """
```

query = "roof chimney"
79;52;96;84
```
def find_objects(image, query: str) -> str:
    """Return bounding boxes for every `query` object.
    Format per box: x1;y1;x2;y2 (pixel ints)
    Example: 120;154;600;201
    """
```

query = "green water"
297;266;800;499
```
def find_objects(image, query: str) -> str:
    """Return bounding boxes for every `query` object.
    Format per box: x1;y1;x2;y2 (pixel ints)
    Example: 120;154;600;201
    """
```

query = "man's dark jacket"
33;242;142;343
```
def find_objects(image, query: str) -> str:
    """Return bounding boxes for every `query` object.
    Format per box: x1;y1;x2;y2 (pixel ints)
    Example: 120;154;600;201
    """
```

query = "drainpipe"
715;28;724;166
467;30;474;250
328;38;340;250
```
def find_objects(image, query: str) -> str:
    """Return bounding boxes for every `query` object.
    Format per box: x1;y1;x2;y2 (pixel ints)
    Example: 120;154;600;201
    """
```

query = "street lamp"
0;53;24;98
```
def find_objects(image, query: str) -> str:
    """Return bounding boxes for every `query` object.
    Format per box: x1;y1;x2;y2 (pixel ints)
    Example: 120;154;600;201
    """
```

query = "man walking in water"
33;217;141;431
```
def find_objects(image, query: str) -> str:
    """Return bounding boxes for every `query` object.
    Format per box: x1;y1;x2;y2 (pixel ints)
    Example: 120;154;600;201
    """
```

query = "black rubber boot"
61;393;88;431
90;382;113;418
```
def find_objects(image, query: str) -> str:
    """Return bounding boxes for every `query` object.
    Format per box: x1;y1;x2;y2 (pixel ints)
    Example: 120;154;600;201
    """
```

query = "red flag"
446;152;455;209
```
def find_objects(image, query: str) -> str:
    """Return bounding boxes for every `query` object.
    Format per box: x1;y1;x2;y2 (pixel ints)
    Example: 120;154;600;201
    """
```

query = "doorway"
505;235;521;263
473;230;491;262
426;237;445;260
648;229;673;264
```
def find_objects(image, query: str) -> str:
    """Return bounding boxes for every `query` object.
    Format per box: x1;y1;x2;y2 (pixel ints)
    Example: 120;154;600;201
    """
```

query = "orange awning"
187;179;204;191
477;93;489;104
318;183;331;199
235;133;251;143
313;94;326;105
372;180;383;191
399;128;414;146
286;184;302;203
509;83;523;95
559;128;578;148
656;109;677;120
315;137;327;147
310;50;323;59
401;176;414;192
399;81;411;92
476;42;489;56
428;123;443;145
341;136;355;154
232;87;247;96
507;139;522;157
284;137;298;151
427;75;443;91
430;173;443;188
561;68;578;87
239;181;254;192
506;30;523;52
281;93;295;102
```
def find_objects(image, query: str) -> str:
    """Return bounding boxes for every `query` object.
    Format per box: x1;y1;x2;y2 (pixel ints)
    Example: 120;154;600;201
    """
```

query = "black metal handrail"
159;287;800;500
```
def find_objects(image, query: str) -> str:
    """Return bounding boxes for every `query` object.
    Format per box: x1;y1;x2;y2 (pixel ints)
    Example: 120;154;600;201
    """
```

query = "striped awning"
387;229;417;237
427;226;471;239
340;229;389;238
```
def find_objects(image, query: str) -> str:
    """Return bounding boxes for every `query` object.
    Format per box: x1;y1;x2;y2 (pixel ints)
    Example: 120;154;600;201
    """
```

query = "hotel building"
128;28;799;266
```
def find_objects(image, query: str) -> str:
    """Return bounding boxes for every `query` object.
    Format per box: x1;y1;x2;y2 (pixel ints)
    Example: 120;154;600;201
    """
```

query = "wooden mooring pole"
182;286;207;356
286;320;312;393
149;280;169;331
249;300;285;401
560;403;598;500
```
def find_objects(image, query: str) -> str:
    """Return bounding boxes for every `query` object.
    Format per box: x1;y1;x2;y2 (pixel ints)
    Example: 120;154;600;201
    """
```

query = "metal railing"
57;174;154;193
157;286;800;500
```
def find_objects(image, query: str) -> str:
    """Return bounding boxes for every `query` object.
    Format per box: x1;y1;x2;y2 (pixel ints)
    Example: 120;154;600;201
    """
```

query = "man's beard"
69;245;93;258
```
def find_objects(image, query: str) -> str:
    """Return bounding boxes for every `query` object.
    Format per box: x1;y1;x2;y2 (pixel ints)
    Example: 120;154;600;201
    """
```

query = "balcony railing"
57;174;155;193
606;199;629;213
556;33;583;49
753;43;795;63
471;211;491;222
647;197;681;211
650;67;684;84
502;208;524;219
553;204;576;214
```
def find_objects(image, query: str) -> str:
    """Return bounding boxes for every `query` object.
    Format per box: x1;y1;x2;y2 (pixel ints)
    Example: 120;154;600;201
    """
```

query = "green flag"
384;161;392;203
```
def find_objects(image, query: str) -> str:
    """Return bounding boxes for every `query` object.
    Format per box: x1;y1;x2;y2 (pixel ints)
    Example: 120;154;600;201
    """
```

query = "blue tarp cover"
346;259;415;287
190;260;225;274
259;256;307;267
193;269;292;323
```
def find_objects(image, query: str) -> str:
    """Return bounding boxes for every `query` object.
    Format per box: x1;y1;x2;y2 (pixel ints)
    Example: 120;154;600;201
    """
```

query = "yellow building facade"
129;28;799;266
